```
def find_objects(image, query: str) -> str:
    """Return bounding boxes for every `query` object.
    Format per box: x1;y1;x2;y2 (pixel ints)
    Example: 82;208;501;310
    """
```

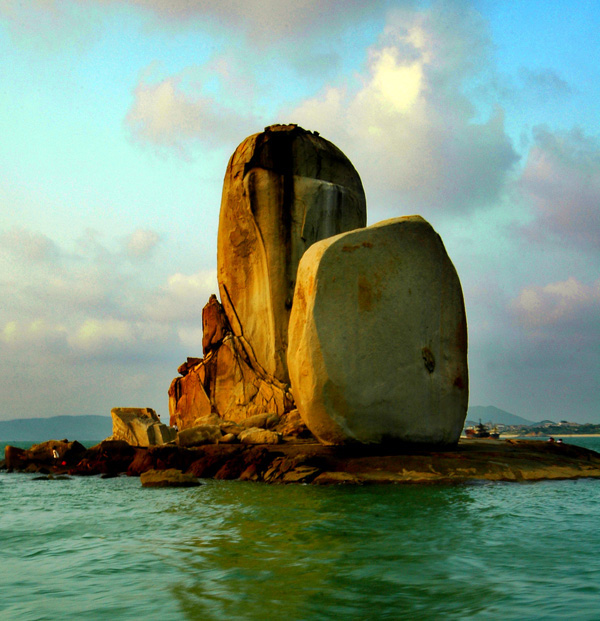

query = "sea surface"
2;437;600;620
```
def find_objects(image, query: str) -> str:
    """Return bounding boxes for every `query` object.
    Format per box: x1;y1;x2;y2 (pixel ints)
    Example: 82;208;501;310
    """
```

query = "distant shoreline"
489;434;600;439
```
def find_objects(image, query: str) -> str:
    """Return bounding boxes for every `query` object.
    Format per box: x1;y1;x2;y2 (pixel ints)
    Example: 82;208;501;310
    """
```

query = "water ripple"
2;447;600;620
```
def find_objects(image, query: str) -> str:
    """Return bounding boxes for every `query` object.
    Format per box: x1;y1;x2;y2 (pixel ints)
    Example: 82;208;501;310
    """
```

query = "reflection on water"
2;437;600;620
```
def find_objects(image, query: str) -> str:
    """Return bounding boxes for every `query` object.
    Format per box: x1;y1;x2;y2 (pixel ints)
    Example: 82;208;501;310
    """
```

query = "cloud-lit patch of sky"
0;0;598;422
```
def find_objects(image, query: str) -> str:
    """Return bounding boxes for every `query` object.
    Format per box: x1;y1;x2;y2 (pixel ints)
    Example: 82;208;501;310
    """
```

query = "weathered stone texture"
202;293;230;355
111;407;176;447
287;216;469;446
169;335;294;430
217;124;367;383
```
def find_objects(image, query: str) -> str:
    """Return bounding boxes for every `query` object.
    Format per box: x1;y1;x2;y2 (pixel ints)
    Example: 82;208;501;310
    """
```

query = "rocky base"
4;438;600;485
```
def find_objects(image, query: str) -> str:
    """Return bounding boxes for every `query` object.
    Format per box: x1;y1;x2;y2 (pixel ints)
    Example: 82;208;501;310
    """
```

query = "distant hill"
467;406;534;427
0;415;112;442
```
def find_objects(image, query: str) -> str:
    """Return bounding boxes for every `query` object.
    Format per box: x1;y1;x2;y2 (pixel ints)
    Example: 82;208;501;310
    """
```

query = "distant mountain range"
0;415;112;442
0;407;547;442
467;406;535;427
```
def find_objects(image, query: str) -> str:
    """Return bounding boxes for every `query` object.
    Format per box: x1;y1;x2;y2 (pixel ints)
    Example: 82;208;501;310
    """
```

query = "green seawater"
2;438;600;620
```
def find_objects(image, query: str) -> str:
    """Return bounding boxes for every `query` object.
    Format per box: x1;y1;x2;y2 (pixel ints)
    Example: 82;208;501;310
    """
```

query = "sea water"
2;438;600;620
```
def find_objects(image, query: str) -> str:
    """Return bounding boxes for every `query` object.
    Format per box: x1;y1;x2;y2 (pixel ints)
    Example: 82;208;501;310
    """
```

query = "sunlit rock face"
217;124;366;384
169;333;294;429
287;216;469;446
111;407;176;447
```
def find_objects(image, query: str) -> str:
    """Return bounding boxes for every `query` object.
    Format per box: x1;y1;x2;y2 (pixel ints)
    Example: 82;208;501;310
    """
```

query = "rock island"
4;125;599;485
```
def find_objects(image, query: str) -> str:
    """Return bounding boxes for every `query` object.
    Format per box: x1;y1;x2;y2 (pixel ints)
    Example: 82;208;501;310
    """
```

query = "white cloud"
288;3;519;215
125;229;160;258
125;68;258;155
0;227;201;361
146;269;218;323
512;277;600;331
0;319;68;352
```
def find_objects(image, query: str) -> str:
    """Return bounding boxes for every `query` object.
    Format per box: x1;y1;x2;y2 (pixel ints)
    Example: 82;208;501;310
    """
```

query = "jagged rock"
238;427;282;445
168;371;212;431
176;425;222;447
140;468;201;488
287;216;469;446
217;124;367;384
111;407;176;447
275;409;312;439
4;440;86;471
177;357;203;377
169;335;294;429
127;445;198;476
69;440;136;476
202;294;230;354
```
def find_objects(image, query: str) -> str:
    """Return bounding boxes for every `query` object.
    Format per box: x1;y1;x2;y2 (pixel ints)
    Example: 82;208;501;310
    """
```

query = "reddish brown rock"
140;469;201;488
69;440;136;476
177;357;203;377
169;335;294;430
202;294;230;355
127;445;199;476
5;445;28;470
5;440;86;471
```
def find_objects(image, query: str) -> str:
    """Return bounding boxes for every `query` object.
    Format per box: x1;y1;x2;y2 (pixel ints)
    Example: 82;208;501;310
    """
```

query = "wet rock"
140;469;201;488
313;472;363;485
70;440;136;476
5;440;86;471
126;445;198;476
4;446;28;471
186;445;245;478
282;466;322;483
288;216;468;446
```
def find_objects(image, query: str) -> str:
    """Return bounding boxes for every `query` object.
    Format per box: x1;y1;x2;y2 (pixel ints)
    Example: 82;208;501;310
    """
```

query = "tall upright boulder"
217;124;366;384
287;216;469;446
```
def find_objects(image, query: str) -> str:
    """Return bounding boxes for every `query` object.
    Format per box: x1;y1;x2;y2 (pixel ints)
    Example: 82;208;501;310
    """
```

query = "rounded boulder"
287;216;468;446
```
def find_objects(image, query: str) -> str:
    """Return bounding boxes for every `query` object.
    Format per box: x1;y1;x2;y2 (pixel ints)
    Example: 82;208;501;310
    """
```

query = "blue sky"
0;0;598;423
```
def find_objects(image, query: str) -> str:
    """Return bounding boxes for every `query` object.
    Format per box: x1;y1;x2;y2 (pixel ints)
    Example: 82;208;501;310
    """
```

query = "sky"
0;0;598;423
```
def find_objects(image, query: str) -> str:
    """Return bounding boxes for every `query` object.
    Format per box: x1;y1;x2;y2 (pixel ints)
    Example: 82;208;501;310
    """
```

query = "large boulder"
217;124;366;384
287;216;468;446
176;424;222;447
111;408;176;447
